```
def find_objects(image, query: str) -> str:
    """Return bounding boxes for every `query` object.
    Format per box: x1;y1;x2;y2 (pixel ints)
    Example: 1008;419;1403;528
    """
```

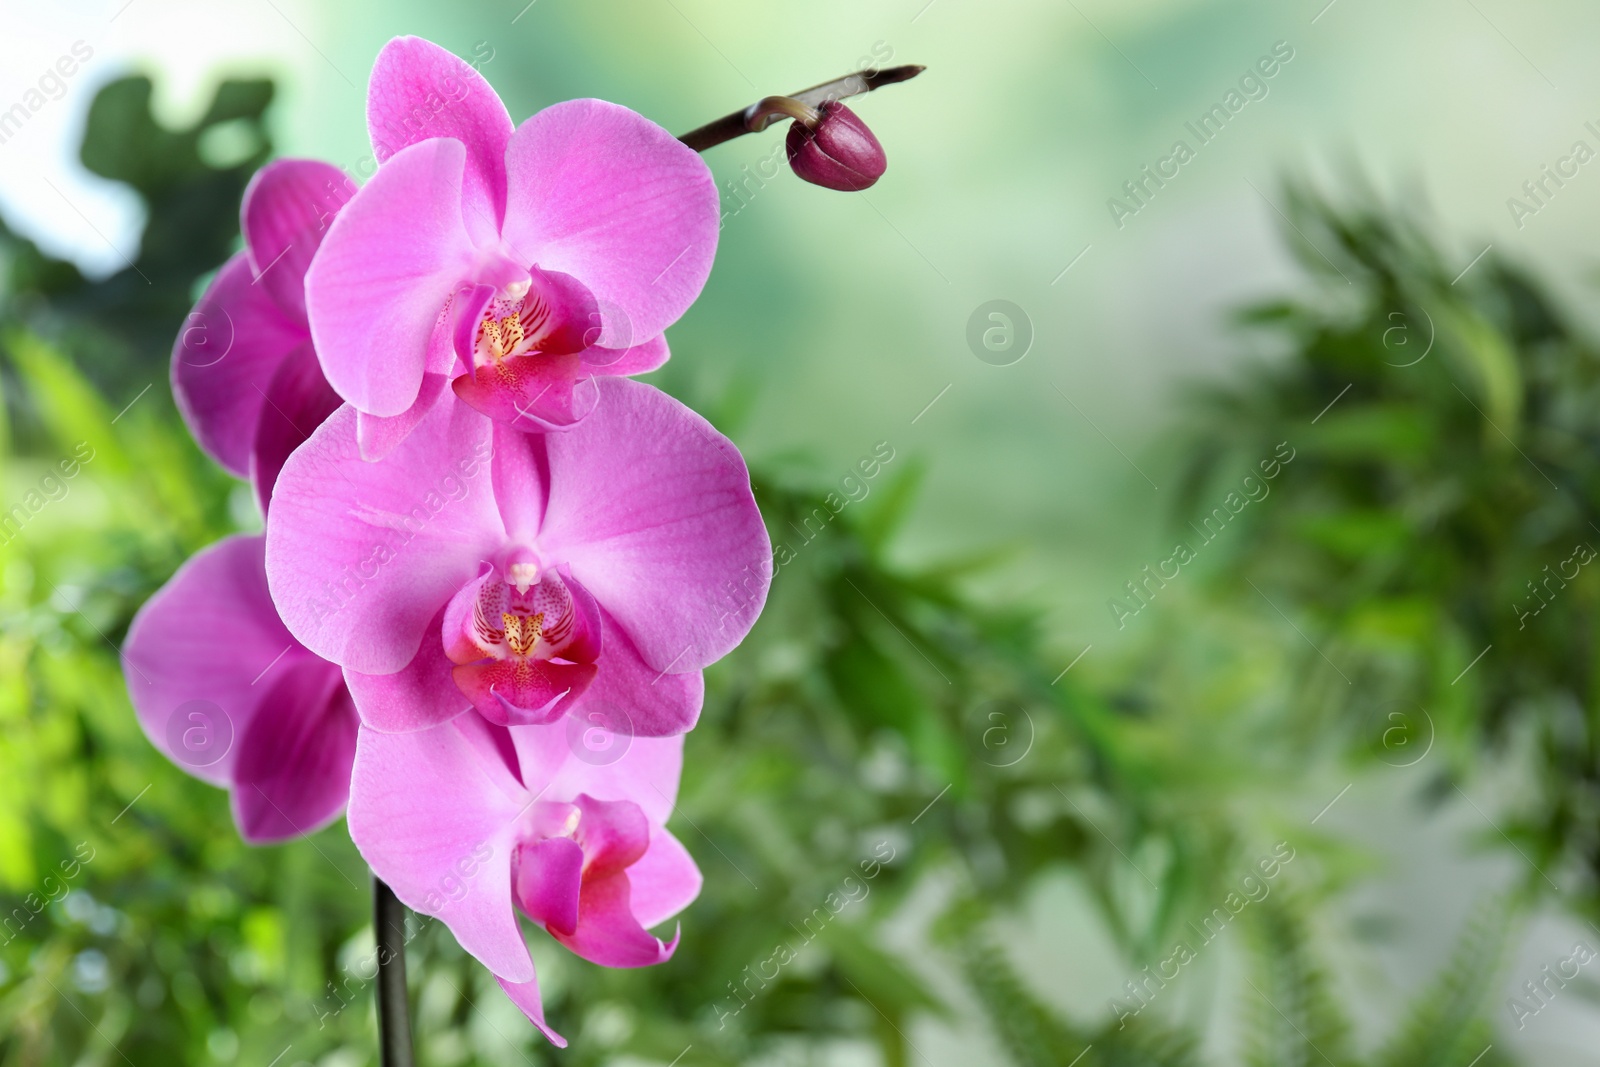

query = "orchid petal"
627;827;702;929
265;399;502;675
539;377;771;672
241;158;356;325
344;606;470;732
580;333;669;376
250;341;343;515
571;794;649;876
453;352;596;431
347;715;535;982
231;659;358;843
306;137;475;417
551;868;675;967
355;313;458;461
123;535;303;787
497;975;567;1048
367;36;512;246
452;658;597;727
512;835;583;936
489;422;547;543
512;725;683;826
172;254;308;479
500;99;718;346
576;606;702;738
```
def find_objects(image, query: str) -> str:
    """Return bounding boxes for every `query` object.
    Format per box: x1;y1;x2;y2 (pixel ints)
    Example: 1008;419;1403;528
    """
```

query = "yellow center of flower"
480;314;526;363
501;611;544;658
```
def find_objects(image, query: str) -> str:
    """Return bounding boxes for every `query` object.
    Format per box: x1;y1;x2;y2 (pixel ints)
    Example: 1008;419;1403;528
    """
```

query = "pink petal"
512;725;683;826
453;352;597;431
355;314;459;461
241;158;356;325
581;333;669;376
250;341;343;515
355;373;450;462
520;267;602;356
230;659;358;843
451;658;597;727
538;377;771;672
500;100;718;347
578;606;702;738
552;868;675;967
264;398;503;675
558;568;603;665
306;137;476;417
627;827;702;929
512;835;583;936
343;607;469;732
122;535;303;787
347;716;535;982
367;36;512;246
497;975;567;1048
489;422;546;544
172;253;308;478
571;794;649;876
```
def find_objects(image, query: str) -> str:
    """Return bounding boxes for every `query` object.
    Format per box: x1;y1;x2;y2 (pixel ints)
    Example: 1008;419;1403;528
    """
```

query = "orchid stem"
373;876;415;1067
677;64;926;153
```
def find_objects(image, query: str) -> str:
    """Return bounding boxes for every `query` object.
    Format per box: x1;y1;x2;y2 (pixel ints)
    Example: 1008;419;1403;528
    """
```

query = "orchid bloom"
122;535;358;843
348;712;699;1045
174;159;354;512
264;379;770;736
306;36;719;456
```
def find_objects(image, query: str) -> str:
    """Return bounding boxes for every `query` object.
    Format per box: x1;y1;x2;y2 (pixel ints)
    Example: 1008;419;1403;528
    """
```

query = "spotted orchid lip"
439;560;604;727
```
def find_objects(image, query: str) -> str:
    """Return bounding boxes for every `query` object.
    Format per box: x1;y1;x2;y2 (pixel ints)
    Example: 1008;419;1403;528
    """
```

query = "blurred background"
5;0;1600;1063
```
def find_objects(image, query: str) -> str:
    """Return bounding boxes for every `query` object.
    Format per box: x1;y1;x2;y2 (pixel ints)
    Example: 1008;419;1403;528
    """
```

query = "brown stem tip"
677;64;925;154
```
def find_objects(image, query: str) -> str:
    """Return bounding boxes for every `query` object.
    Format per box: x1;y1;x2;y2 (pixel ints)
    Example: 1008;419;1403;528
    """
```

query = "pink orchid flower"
348;713;700;1045
174;158;355;512
122;535;359;843
263;379;770;736
306;36;719;456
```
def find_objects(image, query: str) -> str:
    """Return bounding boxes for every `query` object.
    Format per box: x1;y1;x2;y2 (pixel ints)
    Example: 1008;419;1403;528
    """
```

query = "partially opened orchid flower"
348;713;700;1045
175;159;354;512
123;535;359;843
306;36;719;455
264;379;770;736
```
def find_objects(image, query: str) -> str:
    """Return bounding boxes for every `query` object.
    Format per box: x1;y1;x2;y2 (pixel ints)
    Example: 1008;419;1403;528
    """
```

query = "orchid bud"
785;102;887;192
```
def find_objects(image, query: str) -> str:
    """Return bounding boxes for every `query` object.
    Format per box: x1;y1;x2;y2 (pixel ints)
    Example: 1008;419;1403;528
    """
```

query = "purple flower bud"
785;102;887;191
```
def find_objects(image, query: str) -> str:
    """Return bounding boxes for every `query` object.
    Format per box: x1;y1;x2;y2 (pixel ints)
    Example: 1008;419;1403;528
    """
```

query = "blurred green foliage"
1182;182;1600;910
0;81;1574;1066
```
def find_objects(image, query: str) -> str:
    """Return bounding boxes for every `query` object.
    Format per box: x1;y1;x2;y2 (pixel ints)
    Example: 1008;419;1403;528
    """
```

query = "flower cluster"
122;36;771;1045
